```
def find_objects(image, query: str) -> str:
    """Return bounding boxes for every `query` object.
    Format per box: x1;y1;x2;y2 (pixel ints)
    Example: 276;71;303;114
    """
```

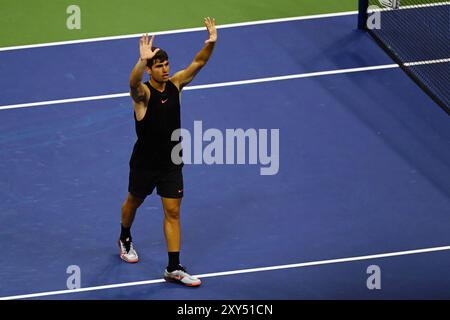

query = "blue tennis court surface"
0;13;449;300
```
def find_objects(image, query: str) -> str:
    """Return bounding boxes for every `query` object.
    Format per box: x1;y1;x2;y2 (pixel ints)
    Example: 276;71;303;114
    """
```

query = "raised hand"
204;17;217;44
140;33;160;61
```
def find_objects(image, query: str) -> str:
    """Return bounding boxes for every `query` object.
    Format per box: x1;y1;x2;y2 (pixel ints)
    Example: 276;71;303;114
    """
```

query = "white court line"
404;58;450;67
2;1;447;52
1;58;448;111
0;64;400;111
0;11;358;52
2;1;447;53
1;245;449;300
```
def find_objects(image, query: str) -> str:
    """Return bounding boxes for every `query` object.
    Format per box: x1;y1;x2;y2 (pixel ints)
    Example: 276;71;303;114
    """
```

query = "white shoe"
118;238;139;263
164;266;202;287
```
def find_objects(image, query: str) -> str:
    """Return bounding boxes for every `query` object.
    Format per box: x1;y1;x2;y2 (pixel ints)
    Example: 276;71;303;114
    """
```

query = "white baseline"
2;1;447;52
0;11;358;52
2;60;450;111
0;245;449;300
0;64;399;111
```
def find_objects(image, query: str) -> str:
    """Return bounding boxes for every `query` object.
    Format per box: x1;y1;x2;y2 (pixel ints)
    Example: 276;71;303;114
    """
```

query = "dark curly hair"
146;47;169;68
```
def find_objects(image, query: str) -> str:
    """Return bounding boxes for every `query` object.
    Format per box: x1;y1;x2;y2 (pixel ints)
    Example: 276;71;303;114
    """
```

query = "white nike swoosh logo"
161;99;168;103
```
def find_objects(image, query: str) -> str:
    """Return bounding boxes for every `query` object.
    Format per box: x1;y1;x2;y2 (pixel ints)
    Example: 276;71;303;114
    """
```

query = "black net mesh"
366;1;450;112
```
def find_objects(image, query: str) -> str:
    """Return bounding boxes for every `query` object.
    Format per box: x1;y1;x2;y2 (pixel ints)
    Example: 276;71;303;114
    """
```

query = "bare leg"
161;197;182;252
121;193;145;228
160;196;202;286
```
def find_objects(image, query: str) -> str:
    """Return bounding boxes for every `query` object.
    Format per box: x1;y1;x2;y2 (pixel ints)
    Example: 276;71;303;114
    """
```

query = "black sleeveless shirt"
129;80;182;170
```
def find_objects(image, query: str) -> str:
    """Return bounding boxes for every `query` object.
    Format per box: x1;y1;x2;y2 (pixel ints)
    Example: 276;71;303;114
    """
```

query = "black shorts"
128;166;183;199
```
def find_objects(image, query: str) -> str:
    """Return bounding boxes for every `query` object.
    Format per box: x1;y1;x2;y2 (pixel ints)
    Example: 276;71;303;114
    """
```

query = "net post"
358;0;369;30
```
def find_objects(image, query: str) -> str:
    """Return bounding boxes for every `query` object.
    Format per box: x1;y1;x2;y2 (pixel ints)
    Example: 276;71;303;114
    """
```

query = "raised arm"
129;34;160;111
171;17;217;91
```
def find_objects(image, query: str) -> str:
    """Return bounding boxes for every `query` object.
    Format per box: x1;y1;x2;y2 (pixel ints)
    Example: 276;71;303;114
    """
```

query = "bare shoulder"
131;83;150;121
141;81;151;97
170;70;185;92
130;82;150;102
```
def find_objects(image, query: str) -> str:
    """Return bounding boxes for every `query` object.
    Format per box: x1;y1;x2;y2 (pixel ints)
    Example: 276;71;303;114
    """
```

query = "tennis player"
118;17;217;287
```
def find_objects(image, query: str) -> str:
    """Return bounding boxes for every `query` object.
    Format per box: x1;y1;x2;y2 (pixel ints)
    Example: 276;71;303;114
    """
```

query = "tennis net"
359;0;450;114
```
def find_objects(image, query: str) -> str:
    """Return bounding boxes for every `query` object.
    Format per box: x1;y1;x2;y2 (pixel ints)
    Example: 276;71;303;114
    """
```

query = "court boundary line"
404;58;450;67
0;11;358;52
3;1;448;52
1;245;449;300
0;64;401;111
3;58;450;111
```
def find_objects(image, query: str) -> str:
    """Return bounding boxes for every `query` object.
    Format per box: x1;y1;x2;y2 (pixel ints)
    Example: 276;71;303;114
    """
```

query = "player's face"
149;59;170;82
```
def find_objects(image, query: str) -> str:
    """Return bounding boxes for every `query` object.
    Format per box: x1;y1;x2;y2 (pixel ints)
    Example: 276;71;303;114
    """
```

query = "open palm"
140;33;160;60
204;17;217;44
